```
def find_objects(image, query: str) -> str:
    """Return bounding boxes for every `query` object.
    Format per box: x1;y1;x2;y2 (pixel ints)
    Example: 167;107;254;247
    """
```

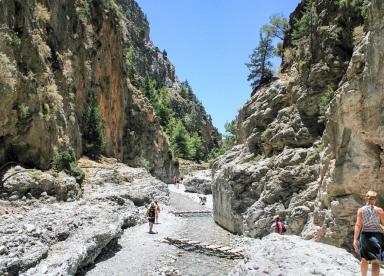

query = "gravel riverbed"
82;185;242;276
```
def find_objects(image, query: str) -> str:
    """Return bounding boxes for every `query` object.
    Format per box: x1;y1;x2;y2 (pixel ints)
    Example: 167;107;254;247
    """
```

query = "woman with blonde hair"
354;191;384;276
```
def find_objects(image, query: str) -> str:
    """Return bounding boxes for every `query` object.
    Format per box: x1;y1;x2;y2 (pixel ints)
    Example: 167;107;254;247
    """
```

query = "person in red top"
272;215;285;234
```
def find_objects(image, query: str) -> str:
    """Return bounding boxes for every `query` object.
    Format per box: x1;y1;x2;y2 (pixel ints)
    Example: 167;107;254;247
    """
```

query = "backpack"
282;223;287;233
147;206;156;218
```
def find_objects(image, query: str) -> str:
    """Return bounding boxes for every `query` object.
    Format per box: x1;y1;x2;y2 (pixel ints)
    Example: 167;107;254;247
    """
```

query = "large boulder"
229;234;360;276
3;166;81;201
183;170;212;194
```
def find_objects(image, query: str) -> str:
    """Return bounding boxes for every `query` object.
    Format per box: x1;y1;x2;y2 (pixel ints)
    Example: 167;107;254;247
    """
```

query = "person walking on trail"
174;175;180;189
271;215;286;234
154;200;160;224
354;191;384;276
146;202;157;234
198;195;207;205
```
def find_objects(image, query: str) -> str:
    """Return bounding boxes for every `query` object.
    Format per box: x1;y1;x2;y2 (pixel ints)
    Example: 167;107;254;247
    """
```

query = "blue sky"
136;0;301;134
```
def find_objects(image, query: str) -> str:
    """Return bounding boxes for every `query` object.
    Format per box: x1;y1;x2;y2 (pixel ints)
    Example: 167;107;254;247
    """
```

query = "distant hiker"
146;201;157;234
354;191;384;276
154;200;160;224
271;215;286;234
174;175;180;189
198;195;206;205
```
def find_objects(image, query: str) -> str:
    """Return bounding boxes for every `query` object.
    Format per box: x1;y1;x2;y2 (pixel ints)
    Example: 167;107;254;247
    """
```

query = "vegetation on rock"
0;52;17;93
318;86;335;123
82;91;104;159
52;148;85;184
246;33;274;90
142;77;212;162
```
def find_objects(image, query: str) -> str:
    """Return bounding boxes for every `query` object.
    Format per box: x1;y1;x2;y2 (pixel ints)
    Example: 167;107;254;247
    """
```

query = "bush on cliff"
318;86;334;123
52;147;85;184
0;52;17;93
83;91;104;159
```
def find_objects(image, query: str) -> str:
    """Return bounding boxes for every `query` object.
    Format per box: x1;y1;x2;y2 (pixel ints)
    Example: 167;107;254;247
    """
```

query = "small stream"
82;185;241;276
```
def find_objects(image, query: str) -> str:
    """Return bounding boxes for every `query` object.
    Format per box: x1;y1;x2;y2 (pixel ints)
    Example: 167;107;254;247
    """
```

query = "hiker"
271;215;286;234
174;175;180;189
354;191;384;276
146;201;157;234
198;195;206;205
154;200;160;224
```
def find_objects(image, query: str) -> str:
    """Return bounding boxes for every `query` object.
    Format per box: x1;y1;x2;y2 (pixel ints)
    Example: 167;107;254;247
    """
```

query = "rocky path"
83;185;240;276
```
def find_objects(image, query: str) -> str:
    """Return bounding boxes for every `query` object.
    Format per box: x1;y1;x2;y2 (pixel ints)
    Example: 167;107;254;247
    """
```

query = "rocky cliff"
230;234;360;276
0;0;219;182
213;0;375;250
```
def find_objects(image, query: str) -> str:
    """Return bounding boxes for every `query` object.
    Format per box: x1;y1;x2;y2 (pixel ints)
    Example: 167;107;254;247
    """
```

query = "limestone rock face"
0;0;219;183
212;0;369;248
183;169;212;195
229;234;360;276
212;144;319;235
304;0;384;248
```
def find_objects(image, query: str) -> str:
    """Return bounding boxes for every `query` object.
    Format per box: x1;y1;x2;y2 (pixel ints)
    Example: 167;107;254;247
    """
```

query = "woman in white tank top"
354;191;384;276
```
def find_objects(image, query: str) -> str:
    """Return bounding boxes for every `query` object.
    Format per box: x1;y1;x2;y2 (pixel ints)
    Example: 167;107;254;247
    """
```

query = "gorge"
0;0;383;275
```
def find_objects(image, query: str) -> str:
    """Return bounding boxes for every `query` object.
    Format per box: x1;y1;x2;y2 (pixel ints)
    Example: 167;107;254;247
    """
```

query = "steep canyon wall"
0;0;219;182
213;0;379;250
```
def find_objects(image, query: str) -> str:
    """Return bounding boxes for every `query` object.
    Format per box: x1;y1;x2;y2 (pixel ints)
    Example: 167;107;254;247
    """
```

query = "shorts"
360;232;384;261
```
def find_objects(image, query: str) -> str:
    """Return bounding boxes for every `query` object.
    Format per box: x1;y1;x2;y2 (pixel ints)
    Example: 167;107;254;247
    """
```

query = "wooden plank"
218;246;232;251
187;240;201;245
164;237;244;259
228;248;244;254
178;238;191;242
206;245;222;250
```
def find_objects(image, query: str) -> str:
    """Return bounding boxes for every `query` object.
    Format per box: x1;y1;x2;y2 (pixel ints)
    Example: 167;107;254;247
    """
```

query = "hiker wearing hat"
354;191;384;276
271;214;286;234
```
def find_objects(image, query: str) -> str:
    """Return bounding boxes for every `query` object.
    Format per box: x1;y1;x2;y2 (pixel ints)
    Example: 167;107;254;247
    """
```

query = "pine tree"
189;132;205;162
262;15;289;40
171;121;191;159
83;91;104;159
246;32;274;90
292;0;317;59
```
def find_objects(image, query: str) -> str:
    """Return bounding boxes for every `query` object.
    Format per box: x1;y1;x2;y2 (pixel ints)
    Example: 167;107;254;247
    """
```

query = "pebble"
24;223;36;233
41;192;48;197
9;195;19;201
0;245;7;254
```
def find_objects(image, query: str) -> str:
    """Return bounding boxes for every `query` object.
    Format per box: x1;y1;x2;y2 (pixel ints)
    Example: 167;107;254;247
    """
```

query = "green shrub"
318;86;334;122
18;103;30;120
0;52;17;92
53;147;85;184
8;31;21;48
77;3;91;20
262;128;273;141
69;162;85;184
250;155;262;164
361;0;369;18
83;91;104;159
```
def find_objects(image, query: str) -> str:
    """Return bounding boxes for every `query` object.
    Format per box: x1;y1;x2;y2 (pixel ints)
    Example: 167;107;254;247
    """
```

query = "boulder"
3;168;81;201
229;234;360;276
183;170;212;194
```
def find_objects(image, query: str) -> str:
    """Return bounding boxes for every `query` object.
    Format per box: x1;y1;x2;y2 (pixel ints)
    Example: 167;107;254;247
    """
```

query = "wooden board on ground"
164;237;244;259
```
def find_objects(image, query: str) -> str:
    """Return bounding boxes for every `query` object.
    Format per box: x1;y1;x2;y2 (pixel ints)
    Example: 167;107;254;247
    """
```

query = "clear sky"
136;0;301;134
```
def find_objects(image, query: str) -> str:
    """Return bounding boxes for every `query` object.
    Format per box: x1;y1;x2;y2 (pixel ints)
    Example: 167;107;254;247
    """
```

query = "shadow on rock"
76;238;122;276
